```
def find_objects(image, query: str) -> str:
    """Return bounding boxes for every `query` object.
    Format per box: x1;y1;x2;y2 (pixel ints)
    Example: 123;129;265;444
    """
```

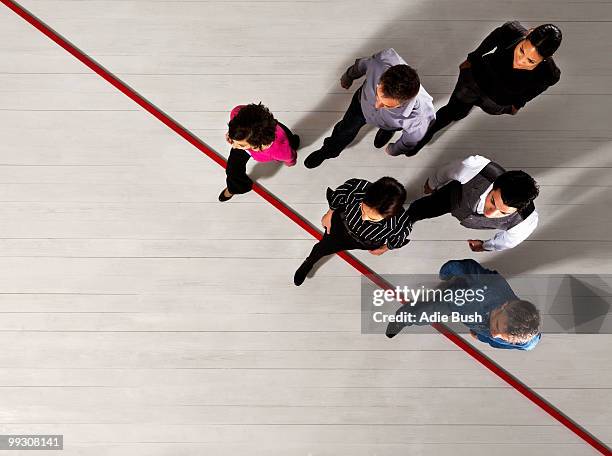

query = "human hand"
369;245;389;256
459;59;471;70
467;239;486;252
340;73;353;90
321;209;333;233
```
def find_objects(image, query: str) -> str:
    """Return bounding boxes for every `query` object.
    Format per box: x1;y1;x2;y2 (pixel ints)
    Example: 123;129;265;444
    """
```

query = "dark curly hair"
527;24;562;59
363;177;407;218
493;170;539;211
379;64;420;102
228;103;277;150
503;300;541;341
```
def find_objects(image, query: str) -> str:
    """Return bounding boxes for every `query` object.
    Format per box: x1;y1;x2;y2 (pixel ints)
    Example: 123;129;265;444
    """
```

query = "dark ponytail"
527;24;562;58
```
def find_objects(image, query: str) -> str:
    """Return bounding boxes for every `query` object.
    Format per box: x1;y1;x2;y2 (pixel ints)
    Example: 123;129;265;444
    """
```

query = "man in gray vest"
407;155;539;251
304;48;435;169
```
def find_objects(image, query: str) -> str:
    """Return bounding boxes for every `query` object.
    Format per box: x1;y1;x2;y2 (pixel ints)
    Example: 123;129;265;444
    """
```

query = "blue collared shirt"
438;259;541;350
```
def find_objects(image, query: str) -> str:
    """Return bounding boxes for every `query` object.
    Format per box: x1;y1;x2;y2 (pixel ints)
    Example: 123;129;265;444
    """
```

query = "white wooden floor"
0;0;611;454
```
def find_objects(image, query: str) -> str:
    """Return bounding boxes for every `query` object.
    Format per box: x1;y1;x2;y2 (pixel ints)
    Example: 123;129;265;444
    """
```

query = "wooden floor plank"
0;0;610;454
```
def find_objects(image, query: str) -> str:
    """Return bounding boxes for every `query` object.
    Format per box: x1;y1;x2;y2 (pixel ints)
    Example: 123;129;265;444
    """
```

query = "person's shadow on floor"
249;160;284;182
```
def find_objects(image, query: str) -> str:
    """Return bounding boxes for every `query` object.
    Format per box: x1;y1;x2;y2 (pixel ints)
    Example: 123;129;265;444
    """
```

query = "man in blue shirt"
386;259;541;350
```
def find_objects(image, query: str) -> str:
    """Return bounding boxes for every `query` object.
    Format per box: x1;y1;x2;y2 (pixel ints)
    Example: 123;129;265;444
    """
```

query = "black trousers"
416;67;513;149
225;122;298;195
303;209;381;267
407;180;463;222
225;148;253;194
321;87;367;157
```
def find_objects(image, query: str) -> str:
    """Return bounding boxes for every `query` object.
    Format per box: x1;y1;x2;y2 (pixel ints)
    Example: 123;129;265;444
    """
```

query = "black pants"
303;209;380;267
416;67;513;149
226;148;253;194
225;122;298;195
407;180;463;222
321;87;367;157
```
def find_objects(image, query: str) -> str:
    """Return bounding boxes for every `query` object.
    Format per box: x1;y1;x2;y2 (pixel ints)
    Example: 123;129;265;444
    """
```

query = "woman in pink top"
219;103;299;201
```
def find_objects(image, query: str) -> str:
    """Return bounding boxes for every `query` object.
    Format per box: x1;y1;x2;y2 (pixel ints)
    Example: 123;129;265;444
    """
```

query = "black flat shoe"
304;149;329;169
218;189;233;202
404;142;424;157
293;259;314;286
374;129;396;148
385;321;404;339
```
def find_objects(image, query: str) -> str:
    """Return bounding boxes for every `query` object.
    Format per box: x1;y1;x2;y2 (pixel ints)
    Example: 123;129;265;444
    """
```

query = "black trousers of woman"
409;67;513;155
294;209;381;285
225;122;299;195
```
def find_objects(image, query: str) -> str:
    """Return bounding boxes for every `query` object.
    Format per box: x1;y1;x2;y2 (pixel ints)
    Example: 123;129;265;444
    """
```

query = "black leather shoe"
404;142;424;157
385;321;404;338
304;149;330;169
218;188;233;202
289;134;300;150
374;129;395;148
293;259;314;286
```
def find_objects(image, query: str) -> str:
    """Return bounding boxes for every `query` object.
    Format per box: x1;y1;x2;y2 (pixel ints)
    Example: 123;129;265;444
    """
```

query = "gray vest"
451;161;535;230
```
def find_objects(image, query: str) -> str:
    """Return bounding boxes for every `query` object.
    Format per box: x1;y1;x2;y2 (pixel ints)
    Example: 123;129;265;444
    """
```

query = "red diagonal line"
2;1;610;454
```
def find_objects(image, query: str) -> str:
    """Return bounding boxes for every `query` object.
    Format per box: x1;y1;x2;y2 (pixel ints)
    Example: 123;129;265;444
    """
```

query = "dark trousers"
278;122;300;149
303;209;380;267
321;87;367;157
416;67;513;149
225;123;298;195
407;180;463;222
226;148;253;194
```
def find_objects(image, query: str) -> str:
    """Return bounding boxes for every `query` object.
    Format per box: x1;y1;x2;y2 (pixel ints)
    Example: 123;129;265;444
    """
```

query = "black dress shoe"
218;188;233;202
404;142;424;157
385;321;404;338
293;259;314;286
374;129;396;148
304;149;330;169
289;134;301;150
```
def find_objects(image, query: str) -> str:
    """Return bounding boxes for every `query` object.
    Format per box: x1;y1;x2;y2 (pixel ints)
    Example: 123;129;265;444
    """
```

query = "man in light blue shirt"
386;259;541;350
304;48;435;169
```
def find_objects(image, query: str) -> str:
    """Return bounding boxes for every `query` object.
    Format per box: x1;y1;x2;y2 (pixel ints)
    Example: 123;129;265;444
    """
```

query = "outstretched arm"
341;48;395;88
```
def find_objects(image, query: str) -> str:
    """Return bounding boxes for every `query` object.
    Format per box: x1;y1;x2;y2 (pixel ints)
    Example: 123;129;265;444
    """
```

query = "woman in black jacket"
409;22;562;156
